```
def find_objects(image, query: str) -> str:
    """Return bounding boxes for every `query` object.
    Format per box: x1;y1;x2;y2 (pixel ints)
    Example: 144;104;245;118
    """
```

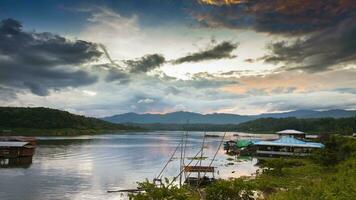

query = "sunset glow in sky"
1;0;356;117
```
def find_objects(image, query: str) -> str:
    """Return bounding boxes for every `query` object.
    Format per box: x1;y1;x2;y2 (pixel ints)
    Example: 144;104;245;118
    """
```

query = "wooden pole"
179;131;184;187
199;132;206;179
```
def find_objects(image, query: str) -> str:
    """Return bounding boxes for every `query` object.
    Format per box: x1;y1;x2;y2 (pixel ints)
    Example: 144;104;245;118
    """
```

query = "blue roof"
253;136;324;148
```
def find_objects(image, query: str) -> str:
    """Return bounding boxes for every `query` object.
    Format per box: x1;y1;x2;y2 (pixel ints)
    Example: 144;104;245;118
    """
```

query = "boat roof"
253;136;324;148
277;129;305;134
0;141;30;147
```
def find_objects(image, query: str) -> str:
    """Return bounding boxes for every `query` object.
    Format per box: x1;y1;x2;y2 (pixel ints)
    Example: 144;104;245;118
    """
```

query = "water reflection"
0;157;33;168
0;132;259;200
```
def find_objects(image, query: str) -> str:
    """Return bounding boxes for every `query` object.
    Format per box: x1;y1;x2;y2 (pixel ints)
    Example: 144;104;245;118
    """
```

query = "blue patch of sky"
0;0;198;35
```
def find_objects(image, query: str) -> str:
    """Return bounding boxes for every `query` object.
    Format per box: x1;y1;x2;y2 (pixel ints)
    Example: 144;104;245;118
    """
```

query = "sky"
1;0;356;117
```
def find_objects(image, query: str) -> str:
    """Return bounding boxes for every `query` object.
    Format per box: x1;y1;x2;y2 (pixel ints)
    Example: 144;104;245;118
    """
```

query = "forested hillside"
236;117;356;134
0;107;139;135
103;109;356;124
132;117;356;134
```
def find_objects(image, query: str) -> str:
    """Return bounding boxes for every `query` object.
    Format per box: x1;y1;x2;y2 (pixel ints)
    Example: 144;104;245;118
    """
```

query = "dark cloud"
173;41;238;64
180;72;239;88
125;54;165;73
95;53;165;82
0;86;17;100
262;17;356;72
196;0;356;34
105;68;131;84
99;44;116;65
244;58;255;63
0;18;102;96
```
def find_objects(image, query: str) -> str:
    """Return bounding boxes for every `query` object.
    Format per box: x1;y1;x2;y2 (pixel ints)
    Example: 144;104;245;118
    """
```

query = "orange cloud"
221;69;356;95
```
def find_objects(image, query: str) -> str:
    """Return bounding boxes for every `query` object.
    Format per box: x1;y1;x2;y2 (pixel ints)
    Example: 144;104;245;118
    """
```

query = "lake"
0;131;259;200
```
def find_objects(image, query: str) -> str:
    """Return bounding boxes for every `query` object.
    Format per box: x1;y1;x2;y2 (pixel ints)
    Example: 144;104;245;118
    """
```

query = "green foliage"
312;135;356;167
257;158;305;176
268;156;356;200
0;107;140;135
129;179;199;200
205;178;255;200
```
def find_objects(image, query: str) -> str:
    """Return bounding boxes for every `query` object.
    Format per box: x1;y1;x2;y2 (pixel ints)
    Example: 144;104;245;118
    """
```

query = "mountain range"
102;109;356;125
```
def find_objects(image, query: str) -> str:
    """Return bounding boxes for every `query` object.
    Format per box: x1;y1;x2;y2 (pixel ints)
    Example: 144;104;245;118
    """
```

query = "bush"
129;179;199;200
205;178;255;200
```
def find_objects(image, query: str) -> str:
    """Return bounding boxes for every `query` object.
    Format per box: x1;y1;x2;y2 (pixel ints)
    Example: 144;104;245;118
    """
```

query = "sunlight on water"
0;131;259;200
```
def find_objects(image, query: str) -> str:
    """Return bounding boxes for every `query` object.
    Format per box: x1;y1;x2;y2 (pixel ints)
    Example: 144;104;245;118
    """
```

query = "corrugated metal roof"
0;141;29;147
277;129;305;134
253;136;324;148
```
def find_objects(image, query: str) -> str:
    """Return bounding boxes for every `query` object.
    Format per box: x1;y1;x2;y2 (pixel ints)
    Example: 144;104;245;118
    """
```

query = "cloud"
262;17;356;72
126;54;165;73
96;53;165;82
105;68;131;83
0;86;17;101
222;69;356;96
4;67;356;116
335;88;356;95
137;98;155;104
244;58;255;63
182;72;239;88
173;41;238;64
0;18;102;96
249;91;356;112
196;0;356;34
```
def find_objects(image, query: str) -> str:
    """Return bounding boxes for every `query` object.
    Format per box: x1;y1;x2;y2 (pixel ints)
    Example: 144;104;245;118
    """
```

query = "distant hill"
257;109;356;119
102;109;356;125
0;107;139;136
103;111;250;124
127;117;356;134
235;117;356;135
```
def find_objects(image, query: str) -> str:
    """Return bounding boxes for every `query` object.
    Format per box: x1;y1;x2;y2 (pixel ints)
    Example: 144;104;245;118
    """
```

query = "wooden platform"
184;166;214;173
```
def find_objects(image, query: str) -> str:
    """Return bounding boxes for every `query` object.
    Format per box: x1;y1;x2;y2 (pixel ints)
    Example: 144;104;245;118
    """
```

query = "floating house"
252;136;324;157
277;129;306;139
0;141;36;158
224;139;255;155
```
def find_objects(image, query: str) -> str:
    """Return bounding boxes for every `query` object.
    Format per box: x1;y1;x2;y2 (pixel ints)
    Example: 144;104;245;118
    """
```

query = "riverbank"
129;135;356;200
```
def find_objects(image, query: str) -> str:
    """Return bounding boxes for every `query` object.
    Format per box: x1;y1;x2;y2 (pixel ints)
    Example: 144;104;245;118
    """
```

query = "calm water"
0;131;259;200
